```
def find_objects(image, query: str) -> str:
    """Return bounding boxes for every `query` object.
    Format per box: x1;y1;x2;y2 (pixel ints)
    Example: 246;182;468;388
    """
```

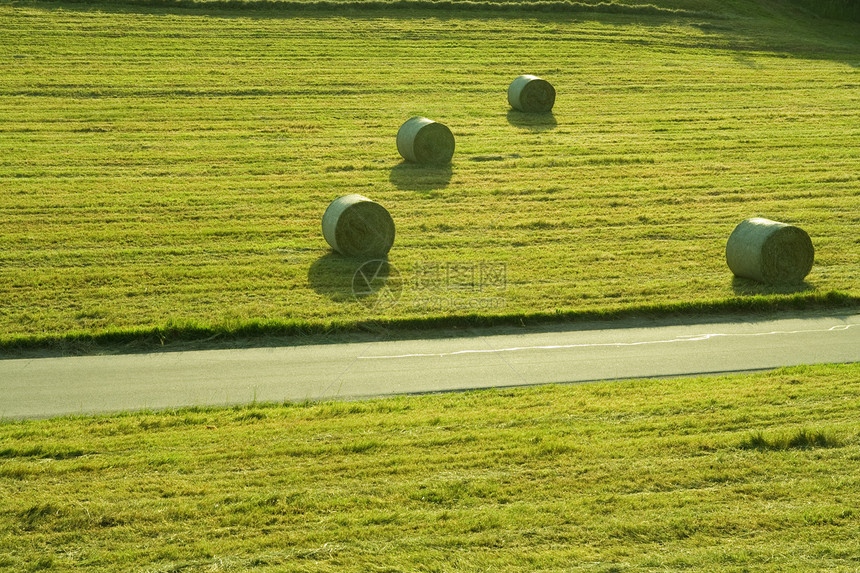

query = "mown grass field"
1;363;859;571
1;0;858;349
1;4;858;570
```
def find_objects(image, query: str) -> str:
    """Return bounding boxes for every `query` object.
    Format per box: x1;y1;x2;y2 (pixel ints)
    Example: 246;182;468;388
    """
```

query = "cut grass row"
1;1;858;350
30;0;860;22
37;0;718;17
1;363;858;571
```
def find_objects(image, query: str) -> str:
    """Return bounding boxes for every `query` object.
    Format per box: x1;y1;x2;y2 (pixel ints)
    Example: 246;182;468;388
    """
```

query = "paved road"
2;312;858;419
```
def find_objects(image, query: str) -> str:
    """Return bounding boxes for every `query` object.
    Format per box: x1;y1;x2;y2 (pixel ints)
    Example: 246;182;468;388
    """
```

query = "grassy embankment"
1;363;859;571
0;0;858;352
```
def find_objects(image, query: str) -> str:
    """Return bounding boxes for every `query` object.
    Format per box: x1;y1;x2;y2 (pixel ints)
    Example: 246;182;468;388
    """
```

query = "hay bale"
396;116;455;165
725;217;814;284
322;194;395;258
508;75;556;113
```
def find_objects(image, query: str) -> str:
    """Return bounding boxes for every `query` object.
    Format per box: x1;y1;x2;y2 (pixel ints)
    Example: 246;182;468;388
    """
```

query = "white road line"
357;323;858;360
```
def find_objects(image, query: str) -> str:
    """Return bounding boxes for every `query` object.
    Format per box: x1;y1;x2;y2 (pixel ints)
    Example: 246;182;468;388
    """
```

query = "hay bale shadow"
506;110;557;132
731;276;815;296
389;162;453;191
308;253;398;304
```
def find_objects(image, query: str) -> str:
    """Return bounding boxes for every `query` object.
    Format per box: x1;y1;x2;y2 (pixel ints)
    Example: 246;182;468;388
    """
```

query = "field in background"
1;0;858;348
1;363;858;571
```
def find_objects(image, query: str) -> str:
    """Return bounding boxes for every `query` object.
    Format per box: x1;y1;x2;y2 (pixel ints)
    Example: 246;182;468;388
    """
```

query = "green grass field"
1;3;859;570
2;363;859;571
1;0;858;349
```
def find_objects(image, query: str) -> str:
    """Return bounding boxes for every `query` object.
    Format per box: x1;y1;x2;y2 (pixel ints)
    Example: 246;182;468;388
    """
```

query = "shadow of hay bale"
389;162;453;191
506;110;557;132
308;253;397;303
731;276;815;296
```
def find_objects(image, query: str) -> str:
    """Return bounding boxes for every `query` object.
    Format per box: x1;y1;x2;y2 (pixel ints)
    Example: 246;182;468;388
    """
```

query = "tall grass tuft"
739;428;845;451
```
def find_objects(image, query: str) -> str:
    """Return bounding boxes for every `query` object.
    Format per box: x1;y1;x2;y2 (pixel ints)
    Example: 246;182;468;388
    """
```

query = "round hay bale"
725;217;814;284
508;75;556;113
396;116;455;165
322;194;395;259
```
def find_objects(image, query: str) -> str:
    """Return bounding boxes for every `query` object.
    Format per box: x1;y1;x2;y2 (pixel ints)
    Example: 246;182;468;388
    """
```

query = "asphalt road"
2;311;858;420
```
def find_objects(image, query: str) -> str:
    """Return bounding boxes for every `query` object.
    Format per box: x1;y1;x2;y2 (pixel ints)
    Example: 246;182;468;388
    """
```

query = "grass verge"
0;290;857;356
1;363;858;571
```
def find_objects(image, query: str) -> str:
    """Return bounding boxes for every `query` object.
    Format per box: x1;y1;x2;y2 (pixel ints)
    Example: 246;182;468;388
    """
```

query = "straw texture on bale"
725;217;814;284
508;75;556;113
322;194;395;258
396;116;455;164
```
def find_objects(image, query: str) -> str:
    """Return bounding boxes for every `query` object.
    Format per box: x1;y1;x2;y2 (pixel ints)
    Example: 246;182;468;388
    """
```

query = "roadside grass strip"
1;363;858;571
